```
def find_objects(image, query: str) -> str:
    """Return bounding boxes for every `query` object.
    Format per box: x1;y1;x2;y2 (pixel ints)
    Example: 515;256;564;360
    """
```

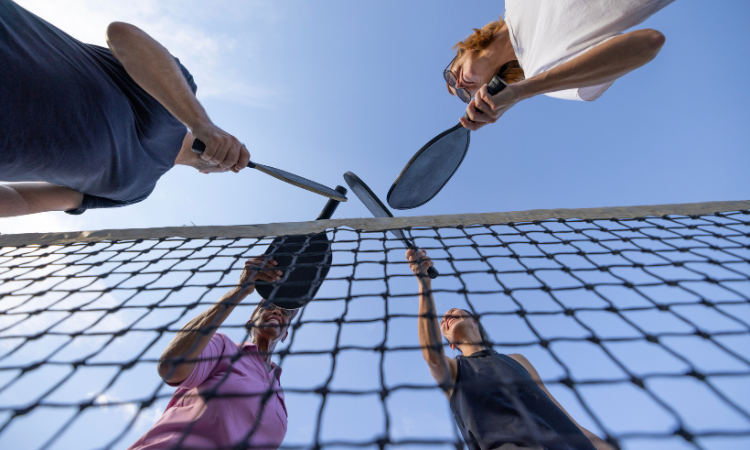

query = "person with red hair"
446;0;676;131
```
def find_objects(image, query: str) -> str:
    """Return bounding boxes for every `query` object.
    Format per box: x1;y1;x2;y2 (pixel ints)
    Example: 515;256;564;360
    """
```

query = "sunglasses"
261;301;296;319
443;56;472;104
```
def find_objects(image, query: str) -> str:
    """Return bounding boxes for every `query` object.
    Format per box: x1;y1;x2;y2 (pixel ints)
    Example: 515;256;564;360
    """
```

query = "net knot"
686;370;706;381
645;335;659;344
13;405;36;417
674;427;694;442
559;377;573;388
630;377;645;389
586;336;601;345
694;330;710;339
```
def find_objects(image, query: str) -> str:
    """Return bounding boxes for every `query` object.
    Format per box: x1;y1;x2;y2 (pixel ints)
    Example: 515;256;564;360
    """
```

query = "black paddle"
343;172;439;279
387;75;507;210
254;185;347;309
192;139;347;202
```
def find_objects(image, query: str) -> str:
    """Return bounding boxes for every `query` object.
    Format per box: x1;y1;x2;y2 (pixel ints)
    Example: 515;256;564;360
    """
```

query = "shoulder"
507;353;537;376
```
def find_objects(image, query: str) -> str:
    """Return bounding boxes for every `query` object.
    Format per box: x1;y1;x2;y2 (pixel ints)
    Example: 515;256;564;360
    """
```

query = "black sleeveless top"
450;350;596;450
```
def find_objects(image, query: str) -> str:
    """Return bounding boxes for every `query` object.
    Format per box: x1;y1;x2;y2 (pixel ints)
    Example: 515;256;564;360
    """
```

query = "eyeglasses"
261;301;296;319
443;56;472;104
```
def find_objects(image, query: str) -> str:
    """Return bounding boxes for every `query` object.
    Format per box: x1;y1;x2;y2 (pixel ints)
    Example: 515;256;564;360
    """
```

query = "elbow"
105;22;138;53
639;29;666;58
157;359;181;385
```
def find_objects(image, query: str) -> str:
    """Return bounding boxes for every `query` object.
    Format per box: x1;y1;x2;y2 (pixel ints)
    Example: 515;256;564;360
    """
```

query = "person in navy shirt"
0;0;250;217
406;249;616;450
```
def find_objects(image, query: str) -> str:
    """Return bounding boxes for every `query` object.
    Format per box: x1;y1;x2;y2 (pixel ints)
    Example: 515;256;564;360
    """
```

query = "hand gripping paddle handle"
317;186;348;220
192;139;257;169
406;241;439;279
461;75;507;121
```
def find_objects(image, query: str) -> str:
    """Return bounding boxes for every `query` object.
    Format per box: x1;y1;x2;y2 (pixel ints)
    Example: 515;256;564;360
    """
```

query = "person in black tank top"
406;249;615;450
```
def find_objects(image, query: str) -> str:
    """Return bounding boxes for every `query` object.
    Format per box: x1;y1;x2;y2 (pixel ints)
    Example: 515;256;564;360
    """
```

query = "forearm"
515;29;665;99
106;22;209;130
0;183;82;218
417;282;446;364
158;286;252;381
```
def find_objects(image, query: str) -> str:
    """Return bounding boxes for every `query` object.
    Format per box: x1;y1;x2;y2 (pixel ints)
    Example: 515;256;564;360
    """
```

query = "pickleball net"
0;200;748;450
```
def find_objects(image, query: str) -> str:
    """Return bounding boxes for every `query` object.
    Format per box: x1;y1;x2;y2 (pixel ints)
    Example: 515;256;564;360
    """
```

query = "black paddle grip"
191;139;256;169
317;186;348;220
461;75;507;122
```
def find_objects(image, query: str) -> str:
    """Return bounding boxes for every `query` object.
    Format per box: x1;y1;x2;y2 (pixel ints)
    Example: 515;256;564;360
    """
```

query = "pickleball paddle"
192;139;347;202
343;172;439;279
387;75;507;210
254;185;347;309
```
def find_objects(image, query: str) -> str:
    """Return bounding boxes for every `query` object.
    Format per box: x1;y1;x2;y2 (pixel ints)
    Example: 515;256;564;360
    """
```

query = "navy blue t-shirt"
0;0;197;214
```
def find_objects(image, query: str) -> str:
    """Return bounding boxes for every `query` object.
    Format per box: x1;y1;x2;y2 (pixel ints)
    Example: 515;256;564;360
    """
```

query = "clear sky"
1;1;749;450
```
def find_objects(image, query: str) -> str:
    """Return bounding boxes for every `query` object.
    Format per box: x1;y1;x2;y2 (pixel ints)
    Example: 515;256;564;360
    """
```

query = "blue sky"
1;1;749;449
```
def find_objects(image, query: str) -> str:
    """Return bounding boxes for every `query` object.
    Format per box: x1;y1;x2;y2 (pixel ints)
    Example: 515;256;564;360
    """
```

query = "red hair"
447;17;525;94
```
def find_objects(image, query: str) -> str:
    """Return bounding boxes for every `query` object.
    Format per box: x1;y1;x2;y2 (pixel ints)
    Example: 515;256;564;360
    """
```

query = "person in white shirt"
446;0;676;131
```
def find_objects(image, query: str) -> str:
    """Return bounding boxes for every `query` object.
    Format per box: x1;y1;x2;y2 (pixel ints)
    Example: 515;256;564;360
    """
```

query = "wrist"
186;114;212;134
511;77;542;100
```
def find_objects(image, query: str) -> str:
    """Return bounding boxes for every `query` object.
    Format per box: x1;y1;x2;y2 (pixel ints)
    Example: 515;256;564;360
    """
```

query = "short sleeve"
175;333;229;390
64;190;151;215
174;56;198;95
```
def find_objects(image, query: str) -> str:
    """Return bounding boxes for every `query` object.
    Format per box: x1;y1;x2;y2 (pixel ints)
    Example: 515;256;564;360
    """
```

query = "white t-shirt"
504;0;675;101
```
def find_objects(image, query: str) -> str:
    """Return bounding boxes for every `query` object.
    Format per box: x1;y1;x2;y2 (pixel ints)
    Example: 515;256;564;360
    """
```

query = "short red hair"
447;17;525;94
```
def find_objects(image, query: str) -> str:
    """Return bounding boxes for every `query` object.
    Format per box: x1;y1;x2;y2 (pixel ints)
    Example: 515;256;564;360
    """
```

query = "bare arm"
157;257;282;384
406;249;457;398
463;29;666;130
0;182;83;218
508;354;616;450
105;22;250;172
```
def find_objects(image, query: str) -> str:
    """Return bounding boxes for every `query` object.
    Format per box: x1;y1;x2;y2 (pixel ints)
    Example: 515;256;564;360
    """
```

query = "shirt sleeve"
175;333;229;390
64;191;151;215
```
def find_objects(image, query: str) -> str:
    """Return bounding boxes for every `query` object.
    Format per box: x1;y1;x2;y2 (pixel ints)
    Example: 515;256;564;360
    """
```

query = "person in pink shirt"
128;256;294;450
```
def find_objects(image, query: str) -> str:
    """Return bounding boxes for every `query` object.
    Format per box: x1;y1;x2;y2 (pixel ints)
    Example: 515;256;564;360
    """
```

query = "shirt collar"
240;341;283;379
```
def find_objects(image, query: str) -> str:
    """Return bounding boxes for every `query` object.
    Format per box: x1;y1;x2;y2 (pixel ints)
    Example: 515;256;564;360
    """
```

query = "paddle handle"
191;139;256;169
405;241;439;279
461;75;507;121
317;186;348;220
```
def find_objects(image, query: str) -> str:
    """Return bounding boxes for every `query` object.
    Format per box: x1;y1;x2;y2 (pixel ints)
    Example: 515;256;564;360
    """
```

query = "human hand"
236;255;283;292
406;249;434;280
459;82;522;131
191;122;250;173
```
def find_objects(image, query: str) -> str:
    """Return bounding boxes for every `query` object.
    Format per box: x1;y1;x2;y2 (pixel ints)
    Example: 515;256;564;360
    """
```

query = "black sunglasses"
443;56;472;103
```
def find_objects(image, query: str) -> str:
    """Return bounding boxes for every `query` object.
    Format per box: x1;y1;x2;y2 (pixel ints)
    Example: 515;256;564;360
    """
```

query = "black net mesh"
0;208;749;450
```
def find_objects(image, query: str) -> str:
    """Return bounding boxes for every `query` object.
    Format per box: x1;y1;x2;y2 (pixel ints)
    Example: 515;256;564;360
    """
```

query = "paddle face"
254;233;332;309
387;75;507;210
344;172;439;279
254;185;347;309
387;124;469;210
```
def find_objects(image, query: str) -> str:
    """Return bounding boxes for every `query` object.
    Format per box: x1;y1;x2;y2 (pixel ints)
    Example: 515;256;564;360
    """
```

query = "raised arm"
105;22;250;173
0;182;83;218
406;249;457;397
463;29;666;130
157;257;282;384
508;354;616;450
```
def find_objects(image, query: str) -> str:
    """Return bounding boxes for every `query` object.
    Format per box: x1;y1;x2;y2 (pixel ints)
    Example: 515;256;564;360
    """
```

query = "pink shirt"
128;334;287;450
